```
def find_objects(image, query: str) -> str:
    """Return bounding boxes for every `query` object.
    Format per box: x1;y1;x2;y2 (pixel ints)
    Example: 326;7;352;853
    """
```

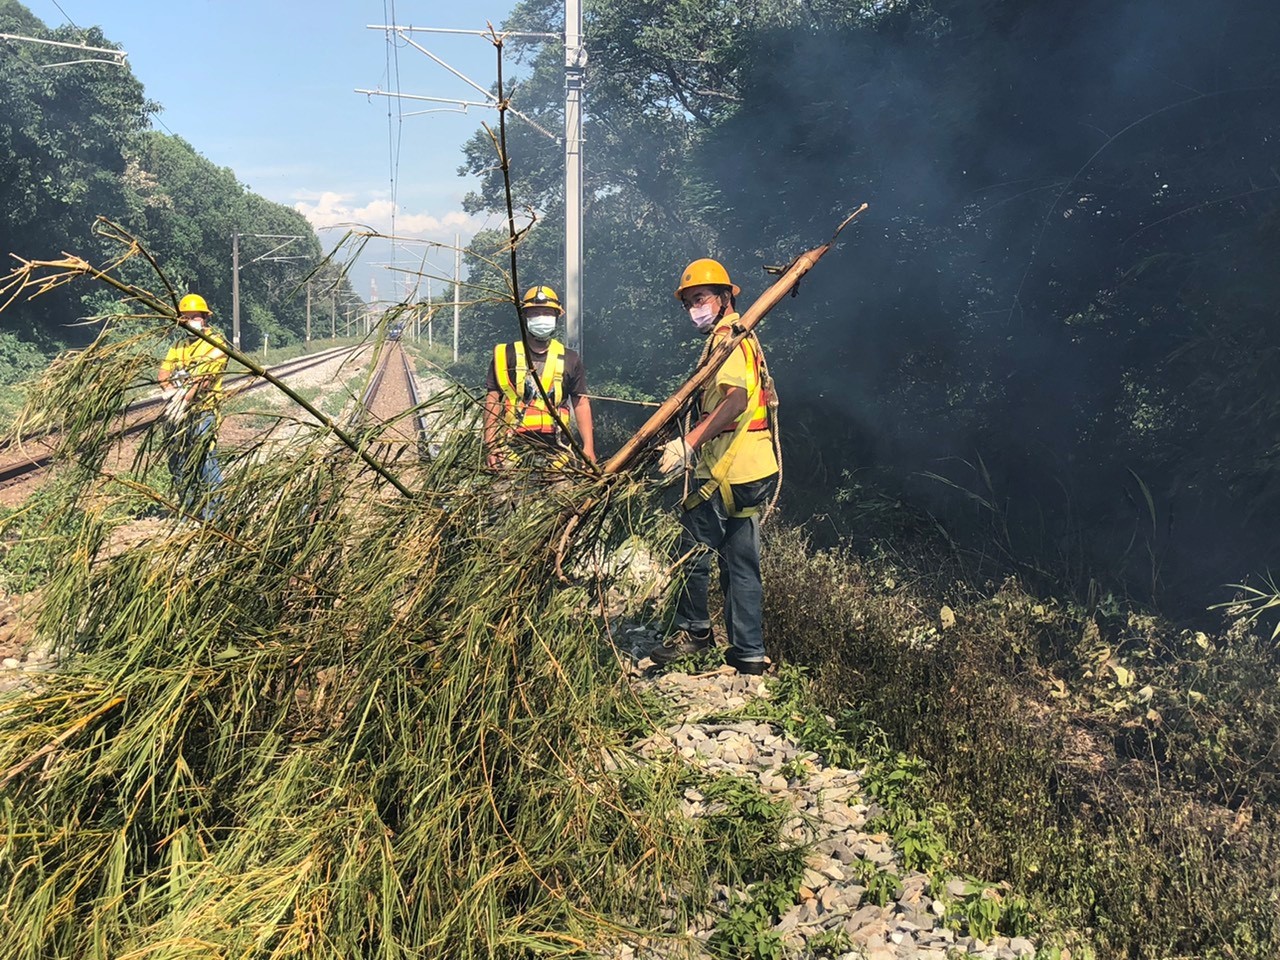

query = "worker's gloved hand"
163;391;190;424
658;437;693;475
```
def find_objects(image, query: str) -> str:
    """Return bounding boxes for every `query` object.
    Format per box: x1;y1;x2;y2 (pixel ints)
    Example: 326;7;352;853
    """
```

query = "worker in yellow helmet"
158;293;228;517
651;259;779;675
483;284;595;472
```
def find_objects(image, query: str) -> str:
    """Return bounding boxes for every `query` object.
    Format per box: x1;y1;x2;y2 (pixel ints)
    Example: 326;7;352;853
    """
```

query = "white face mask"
689;302;718;333
526;314;557;339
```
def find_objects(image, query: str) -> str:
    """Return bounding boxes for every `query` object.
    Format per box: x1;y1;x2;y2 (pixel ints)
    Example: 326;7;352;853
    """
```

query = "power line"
383;0;408;281
149;109;176;137
50;0;78;29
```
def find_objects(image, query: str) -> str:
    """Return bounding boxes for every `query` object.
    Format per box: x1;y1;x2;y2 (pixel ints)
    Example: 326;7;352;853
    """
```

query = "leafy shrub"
759;524;1280;958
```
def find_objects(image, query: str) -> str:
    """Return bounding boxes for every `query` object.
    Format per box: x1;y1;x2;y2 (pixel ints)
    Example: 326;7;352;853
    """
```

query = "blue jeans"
167;411;223;518
673;475;777;664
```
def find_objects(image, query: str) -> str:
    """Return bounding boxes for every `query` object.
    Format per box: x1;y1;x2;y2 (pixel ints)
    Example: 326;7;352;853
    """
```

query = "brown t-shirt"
485;341;587;400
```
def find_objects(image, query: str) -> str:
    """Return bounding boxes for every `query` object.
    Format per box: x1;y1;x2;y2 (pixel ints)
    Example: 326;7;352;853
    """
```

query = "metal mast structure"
360;5;584;354
0;32;128;67
230;233;308;350
564;0;584;356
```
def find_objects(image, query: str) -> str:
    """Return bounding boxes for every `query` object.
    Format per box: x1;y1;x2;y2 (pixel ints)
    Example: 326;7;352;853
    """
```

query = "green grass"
0;382;28;434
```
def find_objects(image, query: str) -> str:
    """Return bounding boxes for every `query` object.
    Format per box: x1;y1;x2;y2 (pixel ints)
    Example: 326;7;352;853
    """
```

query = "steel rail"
352;342;431;462
0;345;365;488
399;346;432;460
350;342;395;432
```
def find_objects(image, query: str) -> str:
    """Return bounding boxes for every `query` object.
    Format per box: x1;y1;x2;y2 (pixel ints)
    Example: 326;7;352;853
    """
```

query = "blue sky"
24;0;527;302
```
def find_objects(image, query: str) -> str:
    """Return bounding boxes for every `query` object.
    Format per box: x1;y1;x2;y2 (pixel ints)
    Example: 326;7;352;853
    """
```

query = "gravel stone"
623;646;1046;960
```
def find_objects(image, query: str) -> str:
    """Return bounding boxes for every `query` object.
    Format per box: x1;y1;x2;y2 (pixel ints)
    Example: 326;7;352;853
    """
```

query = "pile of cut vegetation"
0;300;729;958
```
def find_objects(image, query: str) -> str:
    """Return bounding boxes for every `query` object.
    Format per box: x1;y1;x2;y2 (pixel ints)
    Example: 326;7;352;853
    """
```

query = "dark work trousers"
672;474;777;665
166;411;223;519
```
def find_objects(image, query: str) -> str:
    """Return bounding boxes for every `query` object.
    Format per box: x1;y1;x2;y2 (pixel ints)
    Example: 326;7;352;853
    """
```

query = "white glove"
163;391;190;423
658;437;694;475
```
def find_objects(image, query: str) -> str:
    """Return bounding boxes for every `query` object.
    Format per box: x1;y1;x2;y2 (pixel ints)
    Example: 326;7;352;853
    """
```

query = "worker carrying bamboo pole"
651;259;779;675
483;284;596;473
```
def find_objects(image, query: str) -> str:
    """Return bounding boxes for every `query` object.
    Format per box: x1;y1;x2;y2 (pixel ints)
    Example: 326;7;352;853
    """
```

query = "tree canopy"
0;0;349;350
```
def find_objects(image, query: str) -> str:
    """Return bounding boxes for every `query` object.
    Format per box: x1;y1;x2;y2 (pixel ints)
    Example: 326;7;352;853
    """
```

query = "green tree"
0;1;355;353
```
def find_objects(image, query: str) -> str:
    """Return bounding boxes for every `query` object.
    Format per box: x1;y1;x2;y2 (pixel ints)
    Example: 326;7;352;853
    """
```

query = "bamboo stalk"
1;223;416;500
485;30;592;470
602;204;867;475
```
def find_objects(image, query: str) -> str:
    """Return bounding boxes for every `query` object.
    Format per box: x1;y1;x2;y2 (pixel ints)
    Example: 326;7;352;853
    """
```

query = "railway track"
0;345;363;494
352;341;429;462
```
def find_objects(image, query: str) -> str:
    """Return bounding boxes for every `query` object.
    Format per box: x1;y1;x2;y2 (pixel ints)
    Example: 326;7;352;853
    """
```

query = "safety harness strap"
494;340;567;432
681;399;759;518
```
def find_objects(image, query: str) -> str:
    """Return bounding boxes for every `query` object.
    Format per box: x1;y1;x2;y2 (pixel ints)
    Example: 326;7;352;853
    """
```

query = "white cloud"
290;189;501;303
292;191;484;244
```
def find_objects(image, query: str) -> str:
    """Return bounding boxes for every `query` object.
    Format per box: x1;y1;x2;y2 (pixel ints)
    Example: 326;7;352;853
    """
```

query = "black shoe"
725;651;768;675
649;629;714;665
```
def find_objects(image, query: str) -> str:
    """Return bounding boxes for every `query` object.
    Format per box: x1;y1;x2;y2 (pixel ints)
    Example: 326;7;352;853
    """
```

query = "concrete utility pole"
564;0;585;356
453;234;461;363
330;288;337;338
232;232;240;350
305;281;312;342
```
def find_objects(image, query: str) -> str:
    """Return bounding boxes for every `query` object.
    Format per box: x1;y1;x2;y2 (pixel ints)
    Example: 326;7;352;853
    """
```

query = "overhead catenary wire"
50;0;78;29
383;0;406;286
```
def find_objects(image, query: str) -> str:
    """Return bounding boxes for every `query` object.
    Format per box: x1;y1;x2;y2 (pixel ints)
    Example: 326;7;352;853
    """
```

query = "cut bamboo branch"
0;222;416;500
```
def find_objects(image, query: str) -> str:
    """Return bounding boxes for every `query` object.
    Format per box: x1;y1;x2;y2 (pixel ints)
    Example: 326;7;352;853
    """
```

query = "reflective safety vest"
699;328;770;433
684;329;777;518
726;333;770;432
493;339;570;434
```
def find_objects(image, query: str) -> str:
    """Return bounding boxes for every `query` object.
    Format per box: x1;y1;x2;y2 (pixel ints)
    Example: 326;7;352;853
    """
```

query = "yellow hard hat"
675;258;740;299
178;293;210;314
520;285;563;315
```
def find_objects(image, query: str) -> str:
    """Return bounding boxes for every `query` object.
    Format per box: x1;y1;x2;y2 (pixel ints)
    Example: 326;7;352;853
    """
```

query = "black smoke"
696;0;1280;613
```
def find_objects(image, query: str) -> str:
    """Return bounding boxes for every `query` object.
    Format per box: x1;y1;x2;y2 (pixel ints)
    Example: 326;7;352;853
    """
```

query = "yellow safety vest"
493;339;570;434
716;334;770;433
684;326;777;518
160;330;228;412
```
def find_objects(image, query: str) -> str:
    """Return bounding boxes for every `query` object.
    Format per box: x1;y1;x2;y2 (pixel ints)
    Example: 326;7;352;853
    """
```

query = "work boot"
725;650;769;675
649;628;714;665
